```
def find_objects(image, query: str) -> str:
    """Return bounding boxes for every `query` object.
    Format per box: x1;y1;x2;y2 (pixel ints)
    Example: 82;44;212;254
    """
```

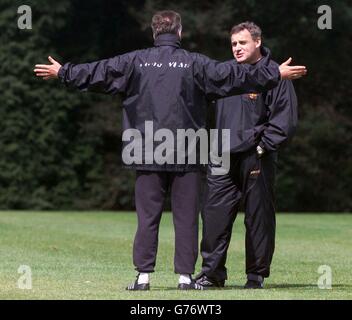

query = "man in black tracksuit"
196;22;298;289
34;12;305;290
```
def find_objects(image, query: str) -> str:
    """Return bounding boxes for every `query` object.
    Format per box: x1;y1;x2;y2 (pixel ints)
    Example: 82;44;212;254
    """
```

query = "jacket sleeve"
57;52;135;95
259;80;298;152
193;53;281;99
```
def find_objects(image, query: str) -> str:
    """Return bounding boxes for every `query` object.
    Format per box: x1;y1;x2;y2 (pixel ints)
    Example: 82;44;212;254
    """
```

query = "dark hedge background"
1;0;351;211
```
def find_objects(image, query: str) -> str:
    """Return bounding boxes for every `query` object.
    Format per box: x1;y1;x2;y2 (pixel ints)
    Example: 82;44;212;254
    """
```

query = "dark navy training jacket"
58;33;281;172
215;47;298;154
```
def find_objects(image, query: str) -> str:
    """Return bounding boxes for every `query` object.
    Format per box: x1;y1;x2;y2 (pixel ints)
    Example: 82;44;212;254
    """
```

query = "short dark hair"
230;21;262;40
151;10;182;38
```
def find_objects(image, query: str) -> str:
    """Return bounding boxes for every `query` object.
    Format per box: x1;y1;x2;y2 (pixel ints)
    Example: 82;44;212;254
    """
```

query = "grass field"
0;211;351;300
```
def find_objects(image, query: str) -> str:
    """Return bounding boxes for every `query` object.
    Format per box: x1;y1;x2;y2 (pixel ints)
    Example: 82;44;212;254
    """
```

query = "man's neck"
247;52;263;65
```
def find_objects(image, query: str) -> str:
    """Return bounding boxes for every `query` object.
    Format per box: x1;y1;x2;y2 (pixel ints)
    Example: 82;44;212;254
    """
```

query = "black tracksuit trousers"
200;149;277;281
133;170;201;274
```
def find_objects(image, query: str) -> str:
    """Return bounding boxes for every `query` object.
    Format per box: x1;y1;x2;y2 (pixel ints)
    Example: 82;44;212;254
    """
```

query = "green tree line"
0;0;351;211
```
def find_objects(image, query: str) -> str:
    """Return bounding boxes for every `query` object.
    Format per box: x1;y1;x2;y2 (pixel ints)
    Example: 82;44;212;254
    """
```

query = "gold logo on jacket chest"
247;93;259;100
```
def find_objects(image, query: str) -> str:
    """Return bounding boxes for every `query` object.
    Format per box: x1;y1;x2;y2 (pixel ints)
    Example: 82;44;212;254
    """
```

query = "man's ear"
255;38;262;48
178;28;182;40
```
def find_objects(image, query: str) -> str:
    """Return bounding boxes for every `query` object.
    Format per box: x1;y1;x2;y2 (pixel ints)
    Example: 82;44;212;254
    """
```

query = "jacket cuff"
57;64;68;84
258;141;265;150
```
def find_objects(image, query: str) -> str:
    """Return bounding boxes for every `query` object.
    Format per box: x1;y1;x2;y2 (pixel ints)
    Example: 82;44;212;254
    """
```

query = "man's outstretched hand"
279;58;307;80
34;56;62;80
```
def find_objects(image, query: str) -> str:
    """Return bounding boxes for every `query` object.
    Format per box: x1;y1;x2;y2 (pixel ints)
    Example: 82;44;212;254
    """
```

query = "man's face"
231;29;261;64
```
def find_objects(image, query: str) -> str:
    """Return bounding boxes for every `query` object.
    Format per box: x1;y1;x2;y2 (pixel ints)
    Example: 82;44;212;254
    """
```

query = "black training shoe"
126;281;150;291
195;274;225;288
177;281;204;290
244;280;264;289
126;274;150;291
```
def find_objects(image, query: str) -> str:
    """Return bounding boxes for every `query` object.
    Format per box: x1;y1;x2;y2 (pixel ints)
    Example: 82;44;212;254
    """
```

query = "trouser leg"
170;171;201;274
242;152;277;278
133;170;167;273
200;162;241;281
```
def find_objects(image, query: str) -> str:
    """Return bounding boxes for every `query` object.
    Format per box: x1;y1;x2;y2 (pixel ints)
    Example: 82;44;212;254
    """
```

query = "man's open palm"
34;56;62;80
279;57;307;80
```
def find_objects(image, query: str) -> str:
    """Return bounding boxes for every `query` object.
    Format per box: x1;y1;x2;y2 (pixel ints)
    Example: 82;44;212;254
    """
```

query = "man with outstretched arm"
34;11;306;291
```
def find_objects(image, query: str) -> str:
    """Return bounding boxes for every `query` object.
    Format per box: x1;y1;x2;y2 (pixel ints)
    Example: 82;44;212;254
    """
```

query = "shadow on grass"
265;284;352;289
151;284;352;291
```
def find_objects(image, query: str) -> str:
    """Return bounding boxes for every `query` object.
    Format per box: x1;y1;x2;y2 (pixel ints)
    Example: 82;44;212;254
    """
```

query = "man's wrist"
278;65;282;81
